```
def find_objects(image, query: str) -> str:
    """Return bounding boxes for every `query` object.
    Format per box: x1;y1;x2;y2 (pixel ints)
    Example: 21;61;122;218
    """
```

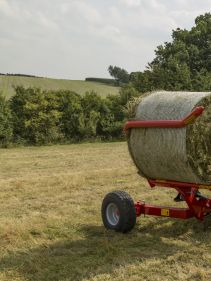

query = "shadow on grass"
0;218;210;281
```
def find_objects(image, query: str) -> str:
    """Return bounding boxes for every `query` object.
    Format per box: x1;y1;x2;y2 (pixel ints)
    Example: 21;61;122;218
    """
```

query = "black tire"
101;190;136;233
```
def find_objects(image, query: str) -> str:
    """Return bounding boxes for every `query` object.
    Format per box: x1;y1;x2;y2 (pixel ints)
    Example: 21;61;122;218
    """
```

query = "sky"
0;0;211;80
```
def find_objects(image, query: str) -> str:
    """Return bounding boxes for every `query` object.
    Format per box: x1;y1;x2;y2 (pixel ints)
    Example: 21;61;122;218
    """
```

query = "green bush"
57;90;84;140
0;93;13;147
10;87;64;145
7;86;137;146
80;91;109;139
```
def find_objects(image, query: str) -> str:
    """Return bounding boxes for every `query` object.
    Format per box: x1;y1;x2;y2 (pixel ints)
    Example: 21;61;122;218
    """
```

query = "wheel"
101;190;136;233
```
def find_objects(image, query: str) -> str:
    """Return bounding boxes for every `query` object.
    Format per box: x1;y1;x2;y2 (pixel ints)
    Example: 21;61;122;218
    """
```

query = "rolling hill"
0;75;120;98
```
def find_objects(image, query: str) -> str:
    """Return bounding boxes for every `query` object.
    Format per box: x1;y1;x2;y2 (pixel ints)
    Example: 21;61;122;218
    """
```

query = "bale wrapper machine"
101;98;211;233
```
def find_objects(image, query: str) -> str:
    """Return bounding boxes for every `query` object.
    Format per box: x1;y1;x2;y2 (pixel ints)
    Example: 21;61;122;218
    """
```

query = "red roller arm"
124;106;204;131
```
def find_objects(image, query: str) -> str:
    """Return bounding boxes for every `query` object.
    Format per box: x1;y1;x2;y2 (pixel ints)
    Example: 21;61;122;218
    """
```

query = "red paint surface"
135;179;211;221
124;106;204;131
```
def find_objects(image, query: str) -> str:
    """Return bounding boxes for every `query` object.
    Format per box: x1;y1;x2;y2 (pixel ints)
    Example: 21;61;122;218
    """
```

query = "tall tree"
108;65;130;85
130;13;211;92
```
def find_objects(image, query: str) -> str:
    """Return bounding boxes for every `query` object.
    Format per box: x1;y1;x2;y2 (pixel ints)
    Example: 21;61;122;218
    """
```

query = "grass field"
0;76;119;98
0;142;210;281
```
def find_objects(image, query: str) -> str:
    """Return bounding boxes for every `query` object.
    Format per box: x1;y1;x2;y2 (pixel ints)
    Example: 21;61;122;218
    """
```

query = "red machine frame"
124;106;211;221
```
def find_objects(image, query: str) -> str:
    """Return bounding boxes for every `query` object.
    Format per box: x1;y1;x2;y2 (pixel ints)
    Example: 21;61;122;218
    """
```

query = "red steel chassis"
124;106;211;221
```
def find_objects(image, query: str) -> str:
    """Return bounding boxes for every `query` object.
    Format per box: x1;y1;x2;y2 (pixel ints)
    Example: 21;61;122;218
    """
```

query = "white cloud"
0;0;11;14
0;0;210;79
62;1;102;25
0;0;18;18
119;0;142;7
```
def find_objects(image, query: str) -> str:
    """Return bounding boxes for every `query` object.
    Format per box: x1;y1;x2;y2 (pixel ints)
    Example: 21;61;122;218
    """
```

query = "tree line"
0;86;137;147
85;77;117;86
0;73;42;78
109;13;211;92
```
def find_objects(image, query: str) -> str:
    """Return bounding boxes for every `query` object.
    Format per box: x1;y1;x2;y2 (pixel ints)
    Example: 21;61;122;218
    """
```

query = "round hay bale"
127;91;211;184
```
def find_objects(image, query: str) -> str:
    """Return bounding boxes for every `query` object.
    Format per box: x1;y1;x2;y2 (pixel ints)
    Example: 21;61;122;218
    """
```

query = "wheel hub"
106;203;120;226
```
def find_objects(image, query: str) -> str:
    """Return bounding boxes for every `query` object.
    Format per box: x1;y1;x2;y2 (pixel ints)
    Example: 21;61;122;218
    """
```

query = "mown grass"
0;142;210;281
0;76;119;98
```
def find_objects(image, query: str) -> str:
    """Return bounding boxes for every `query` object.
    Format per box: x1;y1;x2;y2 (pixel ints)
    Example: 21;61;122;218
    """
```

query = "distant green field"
0;75;120;98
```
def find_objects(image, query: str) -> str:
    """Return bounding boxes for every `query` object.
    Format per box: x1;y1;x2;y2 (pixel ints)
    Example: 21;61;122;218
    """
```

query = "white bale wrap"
128;91;211;184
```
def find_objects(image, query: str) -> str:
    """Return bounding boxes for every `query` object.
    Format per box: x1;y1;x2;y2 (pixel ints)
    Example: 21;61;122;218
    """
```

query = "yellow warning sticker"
161;208;170;217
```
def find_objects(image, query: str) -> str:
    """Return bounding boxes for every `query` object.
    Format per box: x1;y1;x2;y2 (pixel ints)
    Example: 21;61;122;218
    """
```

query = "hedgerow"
0;86;133;146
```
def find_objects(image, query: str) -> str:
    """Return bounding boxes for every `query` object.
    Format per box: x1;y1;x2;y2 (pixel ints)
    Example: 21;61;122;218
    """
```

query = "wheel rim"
106;203;120;226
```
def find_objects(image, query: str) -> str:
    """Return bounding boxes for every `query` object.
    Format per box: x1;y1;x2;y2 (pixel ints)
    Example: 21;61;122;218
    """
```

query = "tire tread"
101;190;136;233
